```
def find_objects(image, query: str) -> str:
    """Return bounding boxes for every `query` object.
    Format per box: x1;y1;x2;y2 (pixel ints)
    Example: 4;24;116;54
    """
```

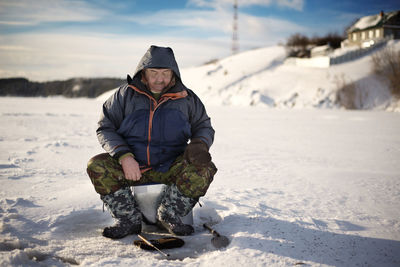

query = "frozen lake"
1;97;399;266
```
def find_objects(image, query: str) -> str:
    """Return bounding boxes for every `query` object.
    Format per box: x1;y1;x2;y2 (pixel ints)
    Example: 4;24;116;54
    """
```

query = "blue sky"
1;0;399;81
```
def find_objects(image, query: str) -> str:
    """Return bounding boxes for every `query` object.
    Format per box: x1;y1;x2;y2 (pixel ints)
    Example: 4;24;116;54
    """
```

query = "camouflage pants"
86;153;217;199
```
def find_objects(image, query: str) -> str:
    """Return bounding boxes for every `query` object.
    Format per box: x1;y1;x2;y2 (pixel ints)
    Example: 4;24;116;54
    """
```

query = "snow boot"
156;185;197;236
101;187;142;239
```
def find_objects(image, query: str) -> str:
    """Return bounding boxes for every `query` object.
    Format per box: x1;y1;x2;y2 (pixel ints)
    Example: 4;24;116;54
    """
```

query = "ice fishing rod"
137;234;170;258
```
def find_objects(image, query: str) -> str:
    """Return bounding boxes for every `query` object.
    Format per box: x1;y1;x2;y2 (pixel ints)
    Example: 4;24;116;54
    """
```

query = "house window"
376;29;380;38
369;30;373;38
352;33;357;41
361;32;366;40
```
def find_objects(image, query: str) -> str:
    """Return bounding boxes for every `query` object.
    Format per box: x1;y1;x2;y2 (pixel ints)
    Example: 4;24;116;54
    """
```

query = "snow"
348;11;398;33
1;42;400;266
348;14;382;33
330;45;360;57
1;97;400;266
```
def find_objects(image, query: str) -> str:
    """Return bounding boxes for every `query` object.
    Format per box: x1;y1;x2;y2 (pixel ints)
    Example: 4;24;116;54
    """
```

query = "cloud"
0;0;307;81
127;9;232;34
188;0;304;11
0;0;106;26
0;33;229;81
276;0;304;11
127;7;306;48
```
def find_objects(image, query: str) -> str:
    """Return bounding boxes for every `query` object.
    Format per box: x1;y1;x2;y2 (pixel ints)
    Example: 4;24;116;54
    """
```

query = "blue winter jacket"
97;46;215;172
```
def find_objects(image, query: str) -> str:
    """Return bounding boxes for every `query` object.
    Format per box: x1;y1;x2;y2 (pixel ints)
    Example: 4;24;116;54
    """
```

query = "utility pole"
232;0;239;54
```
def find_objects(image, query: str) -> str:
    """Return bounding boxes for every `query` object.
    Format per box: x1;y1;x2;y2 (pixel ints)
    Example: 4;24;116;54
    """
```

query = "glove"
184;138;211;167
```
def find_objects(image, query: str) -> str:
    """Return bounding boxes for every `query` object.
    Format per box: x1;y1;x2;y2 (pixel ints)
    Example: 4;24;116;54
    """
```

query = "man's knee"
87;154;106;183
86;153;124;195
87;153;110;170
176;161;217;199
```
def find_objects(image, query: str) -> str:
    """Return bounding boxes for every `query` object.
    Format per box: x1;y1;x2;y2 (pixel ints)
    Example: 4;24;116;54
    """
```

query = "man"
87;45;217;239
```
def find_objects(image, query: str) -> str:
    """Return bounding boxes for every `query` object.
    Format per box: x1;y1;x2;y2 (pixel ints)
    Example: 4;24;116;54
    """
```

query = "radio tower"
232;0;239;54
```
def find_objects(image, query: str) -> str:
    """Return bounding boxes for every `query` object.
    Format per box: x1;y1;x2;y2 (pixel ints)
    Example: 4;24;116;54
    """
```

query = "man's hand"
184;138;211;167
120;155;142;181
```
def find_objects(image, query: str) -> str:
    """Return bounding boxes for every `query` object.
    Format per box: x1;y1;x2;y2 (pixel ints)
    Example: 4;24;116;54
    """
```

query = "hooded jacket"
96;45;215;172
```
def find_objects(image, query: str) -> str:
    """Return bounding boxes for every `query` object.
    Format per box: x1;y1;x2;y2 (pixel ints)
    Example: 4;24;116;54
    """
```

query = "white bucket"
133;184;193;225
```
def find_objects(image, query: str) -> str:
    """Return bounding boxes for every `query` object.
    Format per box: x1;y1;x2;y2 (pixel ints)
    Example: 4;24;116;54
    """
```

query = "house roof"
347;10;400;33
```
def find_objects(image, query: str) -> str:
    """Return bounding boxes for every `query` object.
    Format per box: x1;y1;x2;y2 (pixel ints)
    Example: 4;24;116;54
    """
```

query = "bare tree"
372;47;400;98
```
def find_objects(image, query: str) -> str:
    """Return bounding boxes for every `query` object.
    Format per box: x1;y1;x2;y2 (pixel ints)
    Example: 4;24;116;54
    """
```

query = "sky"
1;0;400;81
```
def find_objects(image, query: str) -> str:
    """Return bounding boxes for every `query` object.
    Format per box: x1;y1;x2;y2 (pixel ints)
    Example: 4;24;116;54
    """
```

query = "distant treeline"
0;77;125;98
285;33;345;58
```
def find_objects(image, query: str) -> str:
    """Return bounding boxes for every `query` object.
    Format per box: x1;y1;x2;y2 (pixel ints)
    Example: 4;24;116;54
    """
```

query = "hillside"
180;40;400;111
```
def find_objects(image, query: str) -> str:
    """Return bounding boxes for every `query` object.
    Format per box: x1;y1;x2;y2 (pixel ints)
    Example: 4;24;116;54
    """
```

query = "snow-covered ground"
1;97;400;266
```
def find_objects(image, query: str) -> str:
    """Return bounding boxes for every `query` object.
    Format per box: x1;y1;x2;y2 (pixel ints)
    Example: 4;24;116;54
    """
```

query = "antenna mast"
232;0;239;54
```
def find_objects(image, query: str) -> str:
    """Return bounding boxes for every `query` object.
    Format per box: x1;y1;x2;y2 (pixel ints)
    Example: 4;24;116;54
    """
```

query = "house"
347;10;400;48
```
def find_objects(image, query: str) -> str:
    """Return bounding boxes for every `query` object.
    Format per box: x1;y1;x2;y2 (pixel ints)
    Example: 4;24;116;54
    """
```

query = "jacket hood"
132;45;181;80
127;45;185;93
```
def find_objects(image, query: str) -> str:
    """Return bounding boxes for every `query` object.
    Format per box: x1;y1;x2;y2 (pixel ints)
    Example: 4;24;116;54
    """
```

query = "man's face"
144;68;173;93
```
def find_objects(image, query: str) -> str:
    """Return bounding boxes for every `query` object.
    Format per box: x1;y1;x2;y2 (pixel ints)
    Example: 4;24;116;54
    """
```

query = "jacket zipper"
147;98;164;166
128;85;187;168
